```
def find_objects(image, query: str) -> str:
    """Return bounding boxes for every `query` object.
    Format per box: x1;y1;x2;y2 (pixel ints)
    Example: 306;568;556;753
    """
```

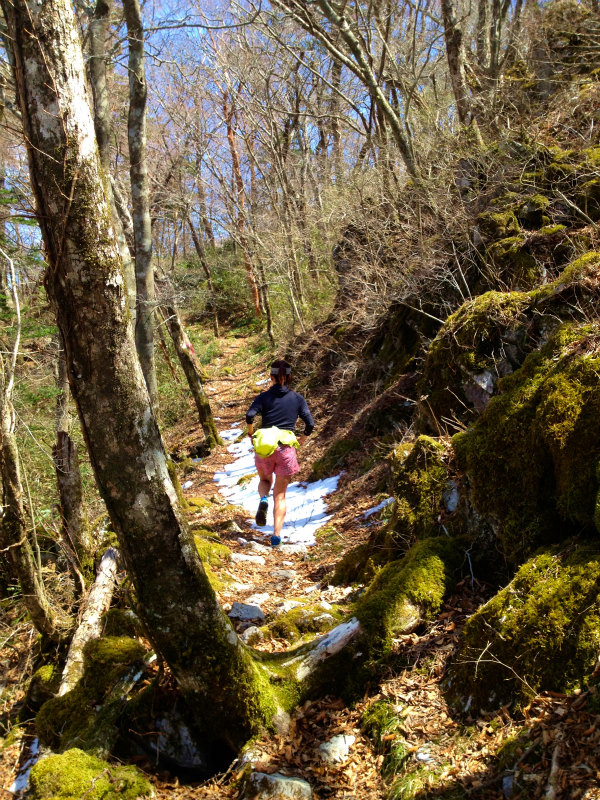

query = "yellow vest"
252;427;299;457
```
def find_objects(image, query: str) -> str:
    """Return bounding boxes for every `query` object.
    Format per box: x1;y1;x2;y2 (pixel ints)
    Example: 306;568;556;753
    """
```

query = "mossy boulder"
29;748;152;800
333;437;457;582
446;546;600;713
487;235;542;288
419;252;600;432
476;210;520;239
267;604;342;643
355;537;463;656
453;320;600;562
36;636;147;754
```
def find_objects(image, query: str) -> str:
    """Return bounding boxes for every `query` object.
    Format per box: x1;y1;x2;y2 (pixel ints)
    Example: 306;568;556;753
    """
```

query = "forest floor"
3;336;600;800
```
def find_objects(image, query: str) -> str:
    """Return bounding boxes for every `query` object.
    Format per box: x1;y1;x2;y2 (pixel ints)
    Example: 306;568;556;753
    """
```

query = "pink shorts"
255;445;299;477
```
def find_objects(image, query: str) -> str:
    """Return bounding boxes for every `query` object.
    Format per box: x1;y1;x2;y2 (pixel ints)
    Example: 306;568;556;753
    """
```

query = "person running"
246;359;314;542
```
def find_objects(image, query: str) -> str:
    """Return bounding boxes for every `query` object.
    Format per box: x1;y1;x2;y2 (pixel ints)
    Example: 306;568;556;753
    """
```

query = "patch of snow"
182;480;193;489
214;428;341;545
362;497;394;518
9;738;40;795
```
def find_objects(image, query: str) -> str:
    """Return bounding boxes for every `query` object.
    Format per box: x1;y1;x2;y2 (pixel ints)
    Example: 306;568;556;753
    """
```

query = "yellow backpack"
252;427;299;457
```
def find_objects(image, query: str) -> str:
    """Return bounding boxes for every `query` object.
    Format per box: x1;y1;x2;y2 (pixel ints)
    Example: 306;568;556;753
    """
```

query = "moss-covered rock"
487;236;541;288
29;748;152;800
355;537;463;656
419;252;600;432
453;320;600;561
36;636;147;754
102;608;141;639
333;437;461;583
266;605;342;643
446;545;600;713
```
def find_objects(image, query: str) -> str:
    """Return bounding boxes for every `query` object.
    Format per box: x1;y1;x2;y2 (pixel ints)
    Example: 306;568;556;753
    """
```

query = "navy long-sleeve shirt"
246;384;314;435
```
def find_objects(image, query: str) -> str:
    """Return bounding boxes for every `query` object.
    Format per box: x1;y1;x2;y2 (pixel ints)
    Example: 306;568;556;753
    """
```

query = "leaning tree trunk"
122;0;158;408
155;276;223;451
2;0;275;750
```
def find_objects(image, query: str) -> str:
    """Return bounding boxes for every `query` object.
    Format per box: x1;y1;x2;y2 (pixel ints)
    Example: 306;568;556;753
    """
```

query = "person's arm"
297;394;314;442
246;395;262;439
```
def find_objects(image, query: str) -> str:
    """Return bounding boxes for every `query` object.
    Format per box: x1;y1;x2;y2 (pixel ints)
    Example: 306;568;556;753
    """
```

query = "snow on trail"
214;426;341;545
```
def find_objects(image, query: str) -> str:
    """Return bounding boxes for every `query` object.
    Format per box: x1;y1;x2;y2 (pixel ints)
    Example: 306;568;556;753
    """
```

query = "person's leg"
255;463;274;527
273;474;291;538
257;470;273;500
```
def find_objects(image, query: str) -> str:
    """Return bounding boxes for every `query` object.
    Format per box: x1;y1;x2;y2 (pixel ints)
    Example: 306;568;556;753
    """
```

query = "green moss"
22;664;60;716
387;437;450;547
186;496;213;510
419;291;529;431
167;458;189;511
267;605;341;642
476;210;520;238
35;637;147;754
29;748;152;800
447;545;600;712
453;320;600;560
333;437;455;581
193;533;230;566
310;437;361;480
356;537;462;655
101;608;140;638
487;236;540;288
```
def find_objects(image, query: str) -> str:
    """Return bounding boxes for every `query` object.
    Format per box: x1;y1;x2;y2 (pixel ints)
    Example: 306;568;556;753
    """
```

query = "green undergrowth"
29;748;152;800
446;544;600;713
361;700;409;782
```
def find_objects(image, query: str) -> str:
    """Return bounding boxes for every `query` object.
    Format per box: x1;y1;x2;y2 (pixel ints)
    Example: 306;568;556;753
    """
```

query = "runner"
246;359;314;543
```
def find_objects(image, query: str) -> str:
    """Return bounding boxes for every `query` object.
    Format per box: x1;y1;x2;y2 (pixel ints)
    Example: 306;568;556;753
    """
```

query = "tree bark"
53;334;92;579
223;90;262;316
2;0;274;750
155;276;223;451
58;547;119;696
89;0;137;326
122;0;158;408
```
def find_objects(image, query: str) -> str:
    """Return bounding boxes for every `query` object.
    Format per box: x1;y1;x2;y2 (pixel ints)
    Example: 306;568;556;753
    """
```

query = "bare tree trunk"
195;159;216;248
123;0;158;407
89;0;137;326
223;90;262;316
155;276;223;451
441;0;485;145
53;334;92;580
2;0;275;749
185;213;219;336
